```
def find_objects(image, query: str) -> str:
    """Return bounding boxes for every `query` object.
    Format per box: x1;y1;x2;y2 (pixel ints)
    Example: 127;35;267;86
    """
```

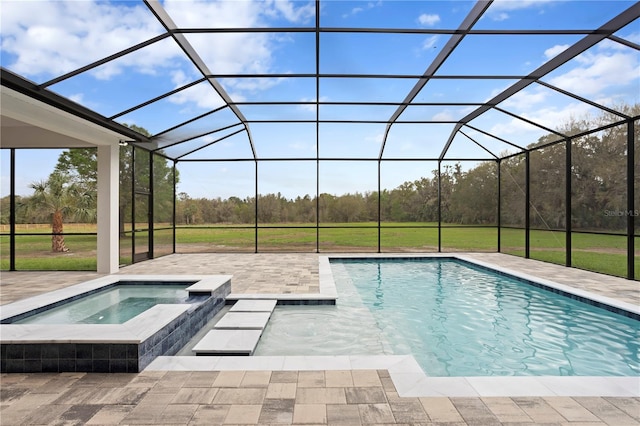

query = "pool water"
15;285;191;325
255;258;639;376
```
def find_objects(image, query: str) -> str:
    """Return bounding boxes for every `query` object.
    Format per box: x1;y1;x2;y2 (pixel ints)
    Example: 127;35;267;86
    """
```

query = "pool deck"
1;253;639;425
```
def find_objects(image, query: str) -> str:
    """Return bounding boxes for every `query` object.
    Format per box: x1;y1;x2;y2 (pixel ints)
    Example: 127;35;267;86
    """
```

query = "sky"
1;0;638;199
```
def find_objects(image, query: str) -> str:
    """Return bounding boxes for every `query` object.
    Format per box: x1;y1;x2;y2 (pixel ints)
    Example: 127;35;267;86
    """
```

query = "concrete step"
192;329;262;356
192;302;277;356
213;311;272;330
229;299;277;313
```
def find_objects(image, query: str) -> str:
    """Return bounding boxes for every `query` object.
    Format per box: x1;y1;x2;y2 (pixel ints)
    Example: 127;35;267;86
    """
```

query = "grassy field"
1;223;638;278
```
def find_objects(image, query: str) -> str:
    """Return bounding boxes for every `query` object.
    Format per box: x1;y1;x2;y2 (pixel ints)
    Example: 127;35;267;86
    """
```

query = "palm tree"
27;172;96;252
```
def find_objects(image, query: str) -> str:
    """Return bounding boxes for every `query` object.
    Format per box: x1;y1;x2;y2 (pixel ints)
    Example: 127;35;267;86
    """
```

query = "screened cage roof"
1;0;639;162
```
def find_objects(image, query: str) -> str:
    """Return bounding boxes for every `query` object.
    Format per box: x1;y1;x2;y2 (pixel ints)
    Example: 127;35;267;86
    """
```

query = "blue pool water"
255;258;639;376
14;285;191;324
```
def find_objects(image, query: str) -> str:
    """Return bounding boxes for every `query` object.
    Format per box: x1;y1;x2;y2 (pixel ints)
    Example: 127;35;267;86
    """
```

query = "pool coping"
153;253;638;397
145;354;640;397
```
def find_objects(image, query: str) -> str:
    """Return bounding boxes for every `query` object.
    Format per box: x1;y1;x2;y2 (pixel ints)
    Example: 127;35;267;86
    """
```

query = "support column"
566;139;572;267
525;151;530;259
627;119;635;280
377;160;381;253
497;159;501;253
97;144;119;274
10;149;16;271
437;161;442;252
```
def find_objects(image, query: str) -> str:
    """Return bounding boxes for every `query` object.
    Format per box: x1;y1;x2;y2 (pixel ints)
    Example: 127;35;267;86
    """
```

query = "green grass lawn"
1;223;637;278
173;223;498;251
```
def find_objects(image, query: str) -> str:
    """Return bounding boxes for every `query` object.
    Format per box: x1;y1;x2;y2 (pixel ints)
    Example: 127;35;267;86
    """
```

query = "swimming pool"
255;257;639;376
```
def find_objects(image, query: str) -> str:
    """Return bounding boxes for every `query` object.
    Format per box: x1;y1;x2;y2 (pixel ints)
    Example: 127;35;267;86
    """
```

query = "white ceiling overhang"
0;85;132;149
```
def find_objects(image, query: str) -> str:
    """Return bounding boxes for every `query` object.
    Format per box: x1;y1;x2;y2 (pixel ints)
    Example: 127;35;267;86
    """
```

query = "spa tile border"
0;275;231;373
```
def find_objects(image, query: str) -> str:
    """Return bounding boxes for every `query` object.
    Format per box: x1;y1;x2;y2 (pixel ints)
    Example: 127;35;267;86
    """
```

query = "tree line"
175;161;498;226
2;107;637;253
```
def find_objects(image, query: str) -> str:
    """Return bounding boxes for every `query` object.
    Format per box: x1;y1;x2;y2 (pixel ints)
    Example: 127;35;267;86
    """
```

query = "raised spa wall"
0;275;231;373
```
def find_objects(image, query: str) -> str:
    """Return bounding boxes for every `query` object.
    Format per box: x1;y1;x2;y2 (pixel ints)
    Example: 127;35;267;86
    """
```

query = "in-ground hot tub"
0;275;231;373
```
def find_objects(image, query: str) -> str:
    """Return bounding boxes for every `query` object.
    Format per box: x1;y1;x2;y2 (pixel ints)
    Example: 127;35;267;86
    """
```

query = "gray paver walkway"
1;252;639;425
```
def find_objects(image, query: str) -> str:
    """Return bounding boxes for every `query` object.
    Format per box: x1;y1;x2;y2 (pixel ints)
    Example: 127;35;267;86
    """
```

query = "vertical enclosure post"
316;158;320;253
131;146;136;262
315;0;320;254
627;119;635;280
497;159;501;253
9;149;15;271
525;151;530;259
149;151;154;259
378;161;381;253
566;138;572;267
172;160;177;254
255;160;258;253
437;160;442;253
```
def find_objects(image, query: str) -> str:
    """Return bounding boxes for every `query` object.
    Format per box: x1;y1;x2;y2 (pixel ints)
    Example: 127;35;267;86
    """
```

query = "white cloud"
488;117;544;138
165;0;314;28
418;14;440;27
544;44;569;59
488;101;595;140
432;111;454;121
172;83;227;110
625;32;640;44
68;93;85;104
162;1;312;101
343;7;364;18
163;1;274;75
201;135;217;144
548;51;639;97
502;87;548;110
365;133;384;144
484;83;516;103
341;0;381;18
227;77;286;93
298;97;328;112
494;43;640;134
269;0;315;24
492;57;638;137
598;35;639;52
486;0;555;21
1;0;312;106
489;0;556;12
0;1;159;78
526;102;595;130
168;70;225;110
165;0;260;28
483;38;639;142
422;35;439;50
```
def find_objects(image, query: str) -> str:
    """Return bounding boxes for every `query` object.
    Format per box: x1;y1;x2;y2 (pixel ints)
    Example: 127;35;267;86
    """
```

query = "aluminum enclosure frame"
1;0;638;279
